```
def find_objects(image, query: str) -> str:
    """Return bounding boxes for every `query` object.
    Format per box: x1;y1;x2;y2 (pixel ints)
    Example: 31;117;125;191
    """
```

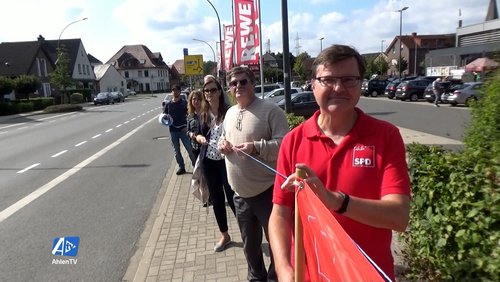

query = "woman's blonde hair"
187;90;203;117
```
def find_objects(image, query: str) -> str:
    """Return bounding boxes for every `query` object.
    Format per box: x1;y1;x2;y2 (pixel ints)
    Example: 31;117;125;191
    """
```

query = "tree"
50;48;74;104
0;76;14;102
14;75;41;100
203;61;217;76
293;52;311;82
395;58;408;76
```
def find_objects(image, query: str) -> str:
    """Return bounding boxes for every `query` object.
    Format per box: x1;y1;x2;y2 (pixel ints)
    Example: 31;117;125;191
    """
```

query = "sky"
0;0;492;65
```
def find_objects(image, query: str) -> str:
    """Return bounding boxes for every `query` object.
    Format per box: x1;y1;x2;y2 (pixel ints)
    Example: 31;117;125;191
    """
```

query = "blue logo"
52;236;80;257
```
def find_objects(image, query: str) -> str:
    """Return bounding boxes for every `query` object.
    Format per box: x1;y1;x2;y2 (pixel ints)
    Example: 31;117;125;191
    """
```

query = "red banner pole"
294;168;306;282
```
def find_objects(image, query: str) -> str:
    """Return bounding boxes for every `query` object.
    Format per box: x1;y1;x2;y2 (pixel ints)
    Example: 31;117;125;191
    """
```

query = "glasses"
203;87;218;94
314;76;361;88
236;111;243;131
229;78;249;88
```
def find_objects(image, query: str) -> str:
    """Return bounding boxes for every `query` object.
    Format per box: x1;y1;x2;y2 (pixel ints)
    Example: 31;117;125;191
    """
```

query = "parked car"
127;89;137;96
110;91;125;103
262;87;301;102
276;91;318;118
447;82;484;106
255;84;282;96
362;78;388;97
385;76;417;99
395;79;433;101
424;79;463;103
93;92;113;105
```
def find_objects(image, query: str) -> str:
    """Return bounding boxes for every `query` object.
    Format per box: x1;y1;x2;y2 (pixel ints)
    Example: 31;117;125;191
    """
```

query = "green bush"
402;71;500;281
286;113;306;130
43;104;83;113
70;93;84;104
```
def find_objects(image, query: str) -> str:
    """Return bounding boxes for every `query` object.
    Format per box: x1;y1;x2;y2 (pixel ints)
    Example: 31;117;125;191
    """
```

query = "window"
86;65;90;75
138;71;143;77
78;64;82;75
145;70;149;77
124;71;129;78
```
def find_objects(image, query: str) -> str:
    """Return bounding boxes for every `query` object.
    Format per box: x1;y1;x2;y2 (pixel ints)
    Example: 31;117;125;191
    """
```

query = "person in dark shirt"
163;84;196;175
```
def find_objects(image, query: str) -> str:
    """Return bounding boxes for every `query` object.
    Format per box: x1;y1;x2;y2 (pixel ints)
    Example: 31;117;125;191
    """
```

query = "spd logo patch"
352;145;375;167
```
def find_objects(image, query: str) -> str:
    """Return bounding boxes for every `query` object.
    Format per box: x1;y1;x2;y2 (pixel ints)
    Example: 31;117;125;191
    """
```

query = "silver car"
447;82;484;106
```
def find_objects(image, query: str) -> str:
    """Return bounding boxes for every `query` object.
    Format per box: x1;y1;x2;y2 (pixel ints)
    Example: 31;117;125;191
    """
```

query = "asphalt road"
0;95;173;281
0;94;469;281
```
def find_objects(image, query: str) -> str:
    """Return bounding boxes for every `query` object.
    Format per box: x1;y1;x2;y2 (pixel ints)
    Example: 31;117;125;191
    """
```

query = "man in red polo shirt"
268;44;411;282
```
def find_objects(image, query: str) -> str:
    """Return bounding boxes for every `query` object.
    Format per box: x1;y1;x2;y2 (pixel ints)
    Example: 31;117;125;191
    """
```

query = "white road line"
116;124;122;128
92;134;101;139
124;121;130;124
17;163;40;174
17;126;28;130
51;150;68;158
131;118;136;121
105;129;113;133
0;115;157;223
75;141;87;147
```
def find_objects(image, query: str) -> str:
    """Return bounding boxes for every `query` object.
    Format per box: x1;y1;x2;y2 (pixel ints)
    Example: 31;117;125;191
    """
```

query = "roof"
87;53;103;65
172;59;185;75
106;45;168;69
386;34;456;52
0;41;45;76
93;64;112;80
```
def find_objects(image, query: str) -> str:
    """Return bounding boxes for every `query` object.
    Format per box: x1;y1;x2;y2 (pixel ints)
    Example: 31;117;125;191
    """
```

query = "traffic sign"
184;55;204;75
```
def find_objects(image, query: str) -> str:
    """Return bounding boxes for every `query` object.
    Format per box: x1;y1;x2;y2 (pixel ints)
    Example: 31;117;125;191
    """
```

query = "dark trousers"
434;90;442;105
203;158;235;233
233;187;277;282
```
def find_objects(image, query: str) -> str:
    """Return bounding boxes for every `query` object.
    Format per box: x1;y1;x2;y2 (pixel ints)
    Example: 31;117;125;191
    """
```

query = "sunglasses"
203;87;218;94
229;78;249;88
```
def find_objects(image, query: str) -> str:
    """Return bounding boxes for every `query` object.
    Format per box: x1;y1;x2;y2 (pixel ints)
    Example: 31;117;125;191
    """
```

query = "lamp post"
57;17;88;51
396;7;408;78
319;37;325;53
193;39;216;63
206;0;224;79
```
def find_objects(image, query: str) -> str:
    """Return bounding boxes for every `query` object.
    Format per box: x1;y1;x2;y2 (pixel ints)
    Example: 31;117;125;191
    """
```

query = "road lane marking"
17;163;40;174
92;134;101;139
75;141;87;147
0;115;157;223
51;150;68;158
116;124;122;128
105;129;113;133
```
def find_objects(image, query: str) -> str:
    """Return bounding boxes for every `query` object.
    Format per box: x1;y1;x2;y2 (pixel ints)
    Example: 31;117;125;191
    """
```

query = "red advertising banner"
233;0;260;65
296;183;390;282
223;25;234;71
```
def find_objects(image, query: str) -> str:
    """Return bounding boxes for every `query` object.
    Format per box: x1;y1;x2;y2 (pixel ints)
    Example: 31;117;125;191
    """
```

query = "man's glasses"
314;76;361;88
236;111;243;131
229;78;249;88
203;87;218;94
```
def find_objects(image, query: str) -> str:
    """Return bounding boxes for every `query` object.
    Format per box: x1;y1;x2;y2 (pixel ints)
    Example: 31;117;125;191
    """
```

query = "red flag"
223;25;234;71
233;0;260;65
297;183;390;282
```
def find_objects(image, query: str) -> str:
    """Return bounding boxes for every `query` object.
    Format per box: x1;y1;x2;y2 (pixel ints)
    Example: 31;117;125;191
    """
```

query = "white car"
263;87;301;102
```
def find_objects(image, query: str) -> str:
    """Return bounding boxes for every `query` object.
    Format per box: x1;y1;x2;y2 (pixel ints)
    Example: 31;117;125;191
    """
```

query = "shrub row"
402;71;500;281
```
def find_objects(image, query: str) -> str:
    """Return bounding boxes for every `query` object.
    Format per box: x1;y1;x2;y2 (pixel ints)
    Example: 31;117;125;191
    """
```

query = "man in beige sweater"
219;66;289;282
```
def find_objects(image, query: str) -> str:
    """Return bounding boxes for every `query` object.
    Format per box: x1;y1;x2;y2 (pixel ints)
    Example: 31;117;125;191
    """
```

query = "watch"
334;192;350;214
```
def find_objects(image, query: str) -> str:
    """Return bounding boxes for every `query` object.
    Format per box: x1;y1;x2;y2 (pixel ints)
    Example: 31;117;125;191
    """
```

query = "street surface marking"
17;163;40;174
75;141;87;147
51;150;68;158
0;115;157;223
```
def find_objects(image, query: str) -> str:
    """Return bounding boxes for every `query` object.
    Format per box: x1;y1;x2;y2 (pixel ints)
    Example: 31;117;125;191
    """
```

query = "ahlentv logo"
52;236;80;257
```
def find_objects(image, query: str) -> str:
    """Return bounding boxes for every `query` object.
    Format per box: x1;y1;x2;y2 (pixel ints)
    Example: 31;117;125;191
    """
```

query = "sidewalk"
125;128;464;282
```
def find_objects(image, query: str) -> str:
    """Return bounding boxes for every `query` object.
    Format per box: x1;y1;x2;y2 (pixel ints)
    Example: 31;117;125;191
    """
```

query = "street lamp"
206;0;224;78
193;39;216;63
319;37;325;52
57;17;88;51
396;7;408;78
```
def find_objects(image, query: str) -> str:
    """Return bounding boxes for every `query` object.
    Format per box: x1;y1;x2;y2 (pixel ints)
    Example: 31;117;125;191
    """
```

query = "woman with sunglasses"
194;77;236;252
